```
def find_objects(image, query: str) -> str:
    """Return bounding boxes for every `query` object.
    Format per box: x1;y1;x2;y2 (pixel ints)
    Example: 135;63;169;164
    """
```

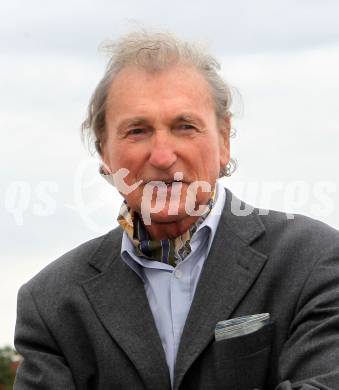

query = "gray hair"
81;30;236;176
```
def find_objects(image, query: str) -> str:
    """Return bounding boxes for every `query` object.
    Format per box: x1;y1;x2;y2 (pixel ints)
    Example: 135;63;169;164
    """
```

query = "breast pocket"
184;321;275;390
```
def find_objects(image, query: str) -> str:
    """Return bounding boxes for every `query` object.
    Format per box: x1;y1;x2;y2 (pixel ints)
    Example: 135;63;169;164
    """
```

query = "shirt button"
174;269;183;279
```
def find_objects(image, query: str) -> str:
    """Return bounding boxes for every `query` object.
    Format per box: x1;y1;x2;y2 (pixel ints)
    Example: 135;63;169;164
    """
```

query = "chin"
149;214;184;224
148;208;188;224
130;192;210;224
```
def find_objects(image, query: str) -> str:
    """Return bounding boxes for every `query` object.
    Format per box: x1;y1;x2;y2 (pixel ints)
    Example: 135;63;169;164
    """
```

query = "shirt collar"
120;182;226;277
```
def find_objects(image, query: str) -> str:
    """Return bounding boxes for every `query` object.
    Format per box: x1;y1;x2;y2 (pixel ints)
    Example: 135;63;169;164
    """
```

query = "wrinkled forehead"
105;64;216;118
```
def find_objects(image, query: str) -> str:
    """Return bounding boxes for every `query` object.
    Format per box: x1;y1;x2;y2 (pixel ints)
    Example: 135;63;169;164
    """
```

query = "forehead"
105;64;215;121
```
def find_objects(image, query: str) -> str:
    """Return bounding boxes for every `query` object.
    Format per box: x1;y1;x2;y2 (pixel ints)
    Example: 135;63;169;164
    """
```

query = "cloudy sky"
1;0;339;347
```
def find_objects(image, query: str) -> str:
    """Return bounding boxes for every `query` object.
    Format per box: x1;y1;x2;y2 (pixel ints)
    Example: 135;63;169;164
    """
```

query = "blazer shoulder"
223;187;339;251
22;226;123;293
259;209;339;238
257;209;339;260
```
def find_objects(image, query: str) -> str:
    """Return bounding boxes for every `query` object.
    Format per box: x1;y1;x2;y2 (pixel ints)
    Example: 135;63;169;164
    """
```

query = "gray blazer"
14;189;339;389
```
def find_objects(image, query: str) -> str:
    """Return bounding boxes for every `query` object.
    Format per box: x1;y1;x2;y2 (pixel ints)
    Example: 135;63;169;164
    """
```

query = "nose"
148;130;177;170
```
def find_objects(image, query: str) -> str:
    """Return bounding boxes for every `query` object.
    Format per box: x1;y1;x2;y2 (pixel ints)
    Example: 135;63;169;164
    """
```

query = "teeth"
164;180;182;185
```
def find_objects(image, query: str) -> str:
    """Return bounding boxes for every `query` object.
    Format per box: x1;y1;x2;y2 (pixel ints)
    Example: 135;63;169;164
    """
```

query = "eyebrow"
116;112;205;132
172;113;203;126
116;117;150;134
119;117;149;128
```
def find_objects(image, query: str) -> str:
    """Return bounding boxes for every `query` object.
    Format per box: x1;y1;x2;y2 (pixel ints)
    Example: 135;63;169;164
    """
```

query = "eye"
125;128;151;139
178;124;196;131
128;128;145;135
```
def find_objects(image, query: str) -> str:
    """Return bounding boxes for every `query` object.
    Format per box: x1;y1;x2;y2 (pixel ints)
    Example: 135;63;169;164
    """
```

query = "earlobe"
99;149;112;175
99;163;111;175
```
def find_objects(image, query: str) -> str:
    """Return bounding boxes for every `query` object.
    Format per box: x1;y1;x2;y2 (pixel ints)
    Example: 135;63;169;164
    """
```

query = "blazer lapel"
174;189;268;390
81;227;171;390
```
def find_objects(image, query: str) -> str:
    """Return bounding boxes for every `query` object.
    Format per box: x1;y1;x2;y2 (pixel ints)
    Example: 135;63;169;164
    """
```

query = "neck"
143;215;200;240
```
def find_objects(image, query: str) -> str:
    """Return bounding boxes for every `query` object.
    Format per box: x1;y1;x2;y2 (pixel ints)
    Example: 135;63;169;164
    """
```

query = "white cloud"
1;0;339;55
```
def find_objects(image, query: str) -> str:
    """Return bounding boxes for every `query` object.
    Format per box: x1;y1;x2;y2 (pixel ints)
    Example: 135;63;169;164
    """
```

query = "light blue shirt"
120;183;226;386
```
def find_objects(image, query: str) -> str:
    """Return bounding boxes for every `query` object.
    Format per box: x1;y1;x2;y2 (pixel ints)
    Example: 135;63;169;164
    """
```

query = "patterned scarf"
118;191;216;267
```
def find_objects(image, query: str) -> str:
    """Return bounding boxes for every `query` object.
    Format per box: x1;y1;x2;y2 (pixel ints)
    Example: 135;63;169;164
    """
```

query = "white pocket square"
215;313;270;341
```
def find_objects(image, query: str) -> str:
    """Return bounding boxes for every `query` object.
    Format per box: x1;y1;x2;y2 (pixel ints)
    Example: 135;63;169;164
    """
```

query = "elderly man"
14;31;339;390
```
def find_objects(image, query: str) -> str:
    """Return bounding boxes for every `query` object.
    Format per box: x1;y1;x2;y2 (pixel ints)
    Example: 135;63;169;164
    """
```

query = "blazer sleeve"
275;250;339;389
14;283;76;390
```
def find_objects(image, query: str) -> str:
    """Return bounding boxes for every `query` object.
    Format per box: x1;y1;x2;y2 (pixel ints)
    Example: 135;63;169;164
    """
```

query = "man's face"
102;64;230;223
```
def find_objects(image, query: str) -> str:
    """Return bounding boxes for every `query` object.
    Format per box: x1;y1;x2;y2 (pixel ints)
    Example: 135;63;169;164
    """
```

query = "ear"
219;116;231;168
99;163;111;175
98;138;111;173
99;146;112;175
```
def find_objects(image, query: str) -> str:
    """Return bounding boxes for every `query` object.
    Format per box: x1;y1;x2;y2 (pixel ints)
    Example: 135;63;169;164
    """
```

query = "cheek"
202;142;221;168
105;146;134;173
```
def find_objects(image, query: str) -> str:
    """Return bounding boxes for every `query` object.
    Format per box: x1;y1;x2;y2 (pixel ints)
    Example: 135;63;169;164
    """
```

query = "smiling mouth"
143;179;185;185
164;180;183;185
